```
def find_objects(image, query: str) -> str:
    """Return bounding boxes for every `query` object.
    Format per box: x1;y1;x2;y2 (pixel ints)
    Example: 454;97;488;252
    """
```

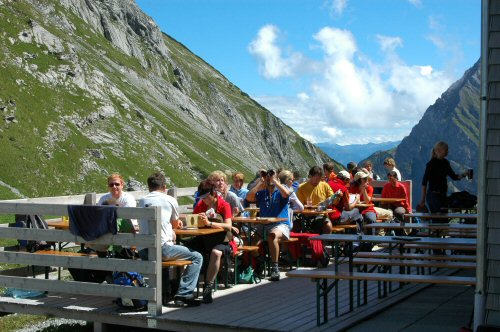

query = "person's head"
363;160;373;171
278;170;294;188
260;168;276;186
432;141;449;159
208;170;227;192
147;172;167;192
232;172;245;190
347;161;357;172
323;162;336;179
197;179;217;205
337;170;351;185
107;173;125;199
387;170;399;186
292;170;301;182
383;157;396;170
307;166;323;186
354;170;369;185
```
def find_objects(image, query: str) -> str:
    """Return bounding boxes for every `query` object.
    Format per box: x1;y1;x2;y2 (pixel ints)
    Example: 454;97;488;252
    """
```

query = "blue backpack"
112;271;148;310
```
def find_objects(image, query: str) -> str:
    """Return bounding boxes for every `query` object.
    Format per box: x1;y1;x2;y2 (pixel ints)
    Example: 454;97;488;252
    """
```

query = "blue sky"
135;0;480;145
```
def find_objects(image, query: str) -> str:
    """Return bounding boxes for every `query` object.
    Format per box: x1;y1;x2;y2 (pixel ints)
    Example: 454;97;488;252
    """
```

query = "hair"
432;141;449;158
363;160;373;168
383;157;396;167
347;161;357;171
147;172;166;191
232;171;245;182
323;162;335;173
278;170;293;184
387;170;398;178
197;179;215;197
292;170;301;180
308;165;323;177
208;170;227;183
107;173;124;185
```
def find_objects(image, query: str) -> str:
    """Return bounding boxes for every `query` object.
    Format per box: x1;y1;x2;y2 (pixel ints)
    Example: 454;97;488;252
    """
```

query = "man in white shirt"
138;172;203;307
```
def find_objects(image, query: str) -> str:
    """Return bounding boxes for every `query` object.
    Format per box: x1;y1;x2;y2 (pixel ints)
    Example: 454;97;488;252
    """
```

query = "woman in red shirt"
193;180;236;304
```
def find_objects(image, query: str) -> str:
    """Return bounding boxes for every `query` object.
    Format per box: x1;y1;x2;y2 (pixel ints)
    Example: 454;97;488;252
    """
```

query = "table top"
174;227;225;236
310;233;476;246
405;212;478;220
355;203;374;208
364;222;477;230
46;219;69;230
233;216;288;224
294;209;333;216
371;197;406;203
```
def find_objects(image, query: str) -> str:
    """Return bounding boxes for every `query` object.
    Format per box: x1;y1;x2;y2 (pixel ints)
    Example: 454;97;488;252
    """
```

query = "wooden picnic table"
309;233;476;317
405;212;478;220
364;222;477;237
233;216;287;243
371;197;406;203
46;218;69;230
174;227;225;237
293;209;333;216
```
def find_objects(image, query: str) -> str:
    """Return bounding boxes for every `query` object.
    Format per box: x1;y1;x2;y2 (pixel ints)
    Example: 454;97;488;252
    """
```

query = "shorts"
254;223;290;240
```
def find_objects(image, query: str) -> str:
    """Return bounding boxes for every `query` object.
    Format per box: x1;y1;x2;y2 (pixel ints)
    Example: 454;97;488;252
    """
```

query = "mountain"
363;60;480;206
317;141;400;168
0;0;332;199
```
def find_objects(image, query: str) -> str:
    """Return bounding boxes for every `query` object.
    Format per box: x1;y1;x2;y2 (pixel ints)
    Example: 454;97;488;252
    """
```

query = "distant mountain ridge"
317;141;400;168
363;59;480;206
0;0;332;198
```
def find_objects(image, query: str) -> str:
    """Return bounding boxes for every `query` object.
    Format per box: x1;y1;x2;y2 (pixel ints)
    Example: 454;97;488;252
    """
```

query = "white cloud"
408;0;422;8
248;25;305;79
249;25;455;145
324;0;348;17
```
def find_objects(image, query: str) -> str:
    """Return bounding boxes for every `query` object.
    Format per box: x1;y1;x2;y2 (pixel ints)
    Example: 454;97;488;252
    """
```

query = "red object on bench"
288;232;325;262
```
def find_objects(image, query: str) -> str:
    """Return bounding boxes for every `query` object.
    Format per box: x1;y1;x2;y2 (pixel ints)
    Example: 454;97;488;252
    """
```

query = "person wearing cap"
192;179;237;304
296;166;334;234
327;170;363;226
246;168;291;281
349;170;377;229
383;157;402;181
382;170;411;222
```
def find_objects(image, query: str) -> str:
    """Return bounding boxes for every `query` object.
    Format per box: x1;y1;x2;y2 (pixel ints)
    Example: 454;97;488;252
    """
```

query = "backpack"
447;191;477;209
112;271;148;310
13;214;52;252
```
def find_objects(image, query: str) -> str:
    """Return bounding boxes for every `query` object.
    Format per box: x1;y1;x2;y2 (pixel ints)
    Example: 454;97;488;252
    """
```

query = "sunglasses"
108;182;121;187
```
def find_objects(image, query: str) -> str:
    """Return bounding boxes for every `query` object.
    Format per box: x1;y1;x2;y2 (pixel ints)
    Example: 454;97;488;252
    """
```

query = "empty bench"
286;268;475;326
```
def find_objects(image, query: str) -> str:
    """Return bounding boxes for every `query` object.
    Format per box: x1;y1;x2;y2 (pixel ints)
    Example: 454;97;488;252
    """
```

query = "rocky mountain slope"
0;0;332;198
364;59;480;205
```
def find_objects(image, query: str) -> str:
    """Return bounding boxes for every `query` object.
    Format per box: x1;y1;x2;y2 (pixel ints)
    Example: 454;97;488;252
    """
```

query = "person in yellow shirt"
296;166;334;234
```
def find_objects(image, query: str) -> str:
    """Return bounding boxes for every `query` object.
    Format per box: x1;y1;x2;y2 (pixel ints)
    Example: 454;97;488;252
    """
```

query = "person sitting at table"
296;166;334;234
229;171;249;204
193;179;237;303
349;170;377;231
137;172;203;307
246;169;291;281
208;171;244;216
418;141;469;217
382;170;411;222
383;157;402;181
92;173;138;254
323;162;337;182
327;170;363;228
279;170;304;226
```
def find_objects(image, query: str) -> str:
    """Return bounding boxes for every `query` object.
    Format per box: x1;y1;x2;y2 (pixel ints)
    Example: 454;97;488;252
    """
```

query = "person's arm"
360;183;372;204
290;192;304;211
419;185;427;207
270;175;291;199
246;177;265;202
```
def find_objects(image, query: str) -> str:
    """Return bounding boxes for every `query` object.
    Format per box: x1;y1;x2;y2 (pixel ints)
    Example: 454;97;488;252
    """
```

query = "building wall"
486;0;500;325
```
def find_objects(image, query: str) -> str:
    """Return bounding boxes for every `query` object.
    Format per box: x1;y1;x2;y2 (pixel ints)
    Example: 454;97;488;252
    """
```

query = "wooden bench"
353;257;476;270
286;268;475;326
354;251;477;262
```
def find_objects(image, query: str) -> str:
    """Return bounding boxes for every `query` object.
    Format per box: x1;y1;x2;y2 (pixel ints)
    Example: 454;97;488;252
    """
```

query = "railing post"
147;205;162;320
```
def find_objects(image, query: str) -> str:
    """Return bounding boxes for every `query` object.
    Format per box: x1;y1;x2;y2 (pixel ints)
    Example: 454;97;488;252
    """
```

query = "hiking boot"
202;283;213;304
173;294;200;307
270;267;280;281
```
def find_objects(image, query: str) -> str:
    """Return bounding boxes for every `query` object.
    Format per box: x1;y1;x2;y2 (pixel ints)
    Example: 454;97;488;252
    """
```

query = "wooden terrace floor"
0;263;475;331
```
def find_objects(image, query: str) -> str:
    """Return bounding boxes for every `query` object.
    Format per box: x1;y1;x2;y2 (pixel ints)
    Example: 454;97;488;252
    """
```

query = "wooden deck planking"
0;265;472;331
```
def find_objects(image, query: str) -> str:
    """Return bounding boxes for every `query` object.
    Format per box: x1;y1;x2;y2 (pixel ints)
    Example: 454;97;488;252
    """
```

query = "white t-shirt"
98;192;137;207
138;191;179;247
